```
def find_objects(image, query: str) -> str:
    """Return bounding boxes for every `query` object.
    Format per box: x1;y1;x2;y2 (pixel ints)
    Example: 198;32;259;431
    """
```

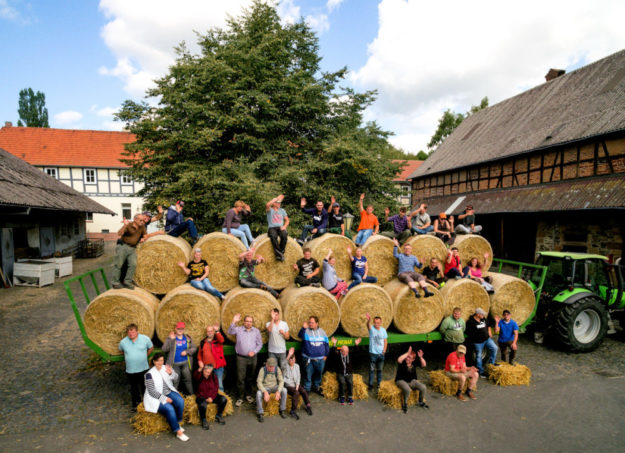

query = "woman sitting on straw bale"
396;346;429;413
197;325;226;391
322;249;348;299
328;197;352;239
294;248;321;287
463;253;494;293
423;258;445;288
444;247;463;279
392;238;433;298
433;212;455;245
222;200;254;249
162;322;197;396
329;336;362;405
283;347;313;419
193;364;227;430
143;352;189;442
346;246;378;290
238;248;279;297
354;193;379;247
177;249;225;300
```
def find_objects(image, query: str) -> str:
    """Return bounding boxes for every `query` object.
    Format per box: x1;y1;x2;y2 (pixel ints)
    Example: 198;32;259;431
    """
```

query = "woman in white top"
143;352;189;442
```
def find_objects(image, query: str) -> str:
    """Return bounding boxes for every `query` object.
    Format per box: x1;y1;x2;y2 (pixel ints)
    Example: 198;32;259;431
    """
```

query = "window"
120;171;132;185
122;203;132;220
84;168;96;184
402;185;410;193
86;212;93;221
44;167;58;179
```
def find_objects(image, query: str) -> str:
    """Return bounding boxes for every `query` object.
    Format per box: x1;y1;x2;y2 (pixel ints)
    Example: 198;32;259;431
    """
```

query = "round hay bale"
377;379;422;409
439;279;490;321
384;279;444;334
84;288;159;356
338;284;393;337
321;372;368;401
135;235;192;294
156;284;221;345
279;285;340;341
429;370;476;396
487;273;536;325
454;234;493;272
250;234;303;290
361;235;397;285
220;287;281;343
306;234;355;282
194;232;247;293
132;402;172;434
403;235;448;273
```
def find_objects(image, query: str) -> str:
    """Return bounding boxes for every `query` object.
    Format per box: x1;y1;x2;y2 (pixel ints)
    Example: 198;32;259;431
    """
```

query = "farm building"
393;159;422;206
408;49;625;263
0;148;113;281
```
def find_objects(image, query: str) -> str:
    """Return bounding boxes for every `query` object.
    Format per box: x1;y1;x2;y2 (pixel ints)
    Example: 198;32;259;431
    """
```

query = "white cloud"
95;106;119;118
305;13;329;34
101;120;124;131
54;111;83;125
0;0;19;21
277;0;300;25
352;0;625;153
326;0;344;13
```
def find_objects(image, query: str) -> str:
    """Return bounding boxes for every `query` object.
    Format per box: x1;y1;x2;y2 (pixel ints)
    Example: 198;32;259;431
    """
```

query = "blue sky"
1;0;624;153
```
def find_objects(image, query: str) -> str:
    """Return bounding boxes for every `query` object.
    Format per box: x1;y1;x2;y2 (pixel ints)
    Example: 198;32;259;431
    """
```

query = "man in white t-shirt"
266;308;290;371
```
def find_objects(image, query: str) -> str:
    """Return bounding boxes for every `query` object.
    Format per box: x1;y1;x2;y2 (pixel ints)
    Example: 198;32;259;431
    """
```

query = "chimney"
545;68;566;82
4;121;12;128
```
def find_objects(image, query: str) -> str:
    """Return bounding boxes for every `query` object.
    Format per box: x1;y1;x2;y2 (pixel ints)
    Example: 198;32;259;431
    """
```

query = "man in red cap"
165;200;199;243
162;321;197;395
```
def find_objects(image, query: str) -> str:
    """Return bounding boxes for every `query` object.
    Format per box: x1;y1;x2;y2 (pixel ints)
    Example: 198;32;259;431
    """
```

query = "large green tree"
17;88;49;127
427;96;488;150
116;1;401;234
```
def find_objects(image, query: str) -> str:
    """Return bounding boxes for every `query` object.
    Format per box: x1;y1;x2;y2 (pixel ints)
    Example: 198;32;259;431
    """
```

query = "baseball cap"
332;202;340;208
457;345;467;354
266;357;277;367
177;200;185;207
142;210;152;217
439;212;447;219
175;321;186;329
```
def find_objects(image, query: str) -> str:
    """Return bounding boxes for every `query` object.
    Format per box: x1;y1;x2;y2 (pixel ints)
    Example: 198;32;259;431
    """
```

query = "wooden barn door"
1;228;14;283
39;226;56;257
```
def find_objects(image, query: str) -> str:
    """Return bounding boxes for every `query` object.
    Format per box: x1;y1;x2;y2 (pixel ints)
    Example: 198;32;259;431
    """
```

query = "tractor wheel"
554;297;608;352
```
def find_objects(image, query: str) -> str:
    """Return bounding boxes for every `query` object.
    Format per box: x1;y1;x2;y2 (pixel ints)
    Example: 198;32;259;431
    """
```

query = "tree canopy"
17;88;49;127
117;1;402;234
427;96;488;150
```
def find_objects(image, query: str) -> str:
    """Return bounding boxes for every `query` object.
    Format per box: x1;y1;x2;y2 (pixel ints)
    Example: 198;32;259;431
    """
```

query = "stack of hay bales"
320;372;368;401
429;370;476;396
279;285;340;340
454;234;493;271
84;287;159;355
361;235;397;285
221;287;281;343
135;236;192;294
487;273;536;324
194;233;247;293
403;235;448;272
156;284;221;345
384;279;444;334
486;363;532;386
338;283;393;337
377;380;421;409
439;279;490;320
306;234;355;281
250;234;302;290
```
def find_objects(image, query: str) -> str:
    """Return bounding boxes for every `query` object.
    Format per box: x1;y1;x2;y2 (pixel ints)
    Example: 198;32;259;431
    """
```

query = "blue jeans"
354;229;373;246
348;273;378;290
157;391;185;433
369;353;384;386
300;225;326;241
411;225;434;234
303;357;326;391
474;338;498;374
168;220;199;241
222;225;254;249
214;366;225;391
190;278;224;299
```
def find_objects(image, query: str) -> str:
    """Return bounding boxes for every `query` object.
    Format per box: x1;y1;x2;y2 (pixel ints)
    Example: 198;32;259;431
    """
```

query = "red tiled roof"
0;126;135;168
393;160;423;181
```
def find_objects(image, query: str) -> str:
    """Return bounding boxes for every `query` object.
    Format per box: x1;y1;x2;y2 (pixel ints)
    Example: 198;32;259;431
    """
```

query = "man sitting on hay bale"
409;203;434;235
396;346;428;413
265;194;290;261
299;197;328;244
294;248;321;287
354;193;379;247
434;212;455;245
392;238;433;298
328;197;352;239
495;310;520;365
423;258;445;288
299;316;330;395
346;246;378;289
329;336;362;405
283;347;313;419
445;345;478;401
444;247;463;279
194;364;227;430
455;204;482;235
165;200;199;243
381;206;412;244
238;248;279;297
255;357;288;423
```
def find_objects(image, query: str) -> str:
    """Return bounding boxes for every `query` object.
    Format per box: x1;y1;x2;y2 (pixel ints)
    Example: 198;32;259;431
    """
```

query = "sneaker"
480;373;488;379
279;410;287;419
215;415;225;425
418;402;429;409
339;396;345;405
123;282;135;289
465;390;477;400
235;399;243;407
414;291;421;298
314;387;324;397
347;397;354;405
246;395;254;404
112;283;123;289
493;363;501;367
311;283;321;288
455;276;462;280
296;238;305;246
290;410;300;420
179;426;185;433
456;392;466;402
257;413;264;423
305;405;313;416
424;291;433;298
202;419;209;430
401;403;407;414
177;433;189;442
296;283;301;288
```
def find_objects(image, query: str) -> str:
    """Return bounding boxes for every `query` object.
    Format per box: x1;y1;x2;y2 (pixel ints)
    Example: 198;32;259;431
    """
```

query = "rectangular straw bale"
486;362;531;386
429;370;476;396
321;372;368;401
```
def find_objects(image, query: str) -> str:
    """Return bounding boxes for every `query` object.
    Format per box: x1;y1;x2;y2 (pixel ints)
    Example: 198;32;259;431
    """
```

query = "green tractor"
531;252;624;352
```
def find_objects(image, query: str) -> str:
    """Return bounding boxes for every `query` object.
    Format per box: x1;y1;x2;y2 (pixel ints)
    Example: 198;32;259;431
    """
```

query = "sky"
1;0;625;154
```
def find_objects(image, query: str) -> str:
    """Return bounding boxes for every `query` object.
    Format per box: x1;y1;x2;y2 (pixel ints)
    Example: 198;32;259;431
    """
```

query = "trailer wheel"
554;297;608;352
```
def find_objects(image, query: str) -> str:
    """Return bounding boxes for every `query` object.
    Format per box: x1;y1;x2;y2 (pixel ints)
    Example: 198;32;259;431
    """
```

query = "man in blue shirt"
495;310;520;364
299;198;328;244
392;238;434;298
118;323;154;411
365;313;388;391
